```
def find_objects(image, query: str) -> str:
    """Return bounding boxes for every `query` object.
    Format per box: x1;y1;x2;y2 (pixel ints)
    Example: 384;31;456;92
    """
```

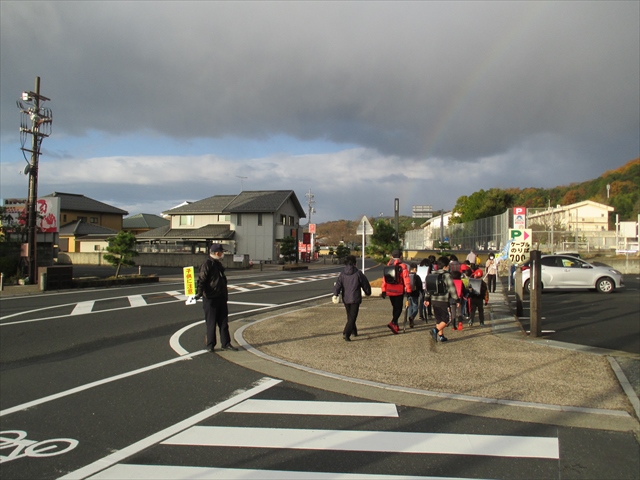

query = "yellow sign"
183;266;196;297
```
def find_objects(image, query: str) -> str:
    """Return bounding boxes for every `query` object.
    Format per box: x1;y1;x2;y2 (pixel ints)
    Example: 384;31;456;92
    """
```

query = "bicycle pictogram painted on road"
0;430;79;464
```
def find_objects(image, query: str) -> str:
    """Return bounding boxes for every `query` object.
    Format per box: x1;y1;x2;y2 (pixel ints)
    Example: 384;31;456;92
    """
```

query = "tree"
279;236;296;263
366;219;400;260
335;244;350;261
103;231;139;278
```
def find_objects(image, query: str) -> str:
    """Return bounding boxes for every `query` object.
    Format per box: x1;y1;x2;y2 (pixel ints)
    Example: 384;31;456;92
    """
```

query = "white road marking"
59;378;282;480
164;426;559;459
0;351;208;417
128;295;147;307
71;301;95;315
88;463;458;479
227;399;399;417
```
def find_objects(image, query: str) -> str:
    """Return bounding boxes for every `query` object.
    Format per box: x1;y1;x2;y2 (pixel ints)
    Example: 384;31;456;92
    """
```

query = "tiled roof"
136;224;235;240
123;213;169;229
162;191;305;217
44;192;128;215
59;219;118;236
163;195;236;214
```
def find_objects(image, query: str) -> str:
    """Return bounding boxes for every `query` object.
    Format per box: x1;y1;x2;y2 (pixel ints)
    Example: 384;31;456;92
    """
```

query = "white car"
519;255;624;294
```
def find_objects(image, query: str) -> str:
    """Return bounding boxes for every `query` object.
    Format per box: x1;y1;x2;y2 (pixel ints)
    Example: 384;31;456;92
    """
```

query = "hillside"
317;158;639;244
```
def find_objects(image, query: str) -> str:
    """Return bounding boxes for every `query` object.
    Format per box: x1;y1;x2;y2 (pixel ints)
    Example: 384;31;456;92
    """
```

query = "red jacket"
381;258;412;297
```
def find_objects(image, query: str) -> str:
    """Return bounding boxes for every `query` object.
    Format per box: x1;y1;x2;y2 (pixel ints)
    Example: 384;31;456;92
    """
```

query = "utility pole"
16;77;52;285
305;190;315;261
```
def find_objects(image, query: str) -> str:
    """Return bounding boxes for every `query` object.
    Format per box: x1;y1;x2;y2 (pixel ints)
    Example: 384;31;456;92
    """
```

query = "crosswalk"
65;378;560;480
1;273;340;326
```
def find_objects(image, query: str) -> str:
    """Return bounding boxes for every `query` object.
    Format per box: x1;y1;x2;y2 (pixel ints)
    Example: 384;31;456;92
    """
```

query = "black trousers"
343;303;360;338
203;296;230;349
487;274;497;292
469;298;485;324
389;295;404;324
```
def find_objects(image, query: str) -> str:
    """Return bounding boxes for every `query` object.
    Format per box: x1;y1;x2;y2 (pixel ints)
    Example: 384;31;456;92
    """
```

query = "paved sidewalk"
225;276;640;434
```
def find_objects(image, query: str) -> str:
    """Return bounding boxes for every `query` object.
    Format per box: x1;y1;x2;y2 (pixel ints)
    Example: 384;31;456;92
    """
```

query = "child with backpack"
450;270;467;331
467;268;489;326
424;256;459;343
407;263;424;328
381;249;412;334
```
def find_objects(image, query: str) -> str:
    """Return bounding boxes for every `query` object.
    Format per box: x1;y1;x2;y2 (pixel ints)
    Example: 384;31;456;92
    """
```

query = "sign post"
183;266;196;305
508;228;532;265
356;216;374;271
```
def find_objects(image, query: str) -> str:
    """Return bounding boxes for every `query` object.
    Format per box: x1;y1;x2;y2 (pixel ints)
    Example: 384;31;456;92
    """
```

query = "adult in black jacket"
333;255;372;341
196;243;238;352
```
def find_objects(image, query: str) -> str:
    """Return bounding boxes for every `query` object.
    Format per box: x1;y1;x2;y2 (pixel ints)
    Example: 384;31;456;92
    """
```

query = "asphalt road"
513;275;640;354
1;266;639;479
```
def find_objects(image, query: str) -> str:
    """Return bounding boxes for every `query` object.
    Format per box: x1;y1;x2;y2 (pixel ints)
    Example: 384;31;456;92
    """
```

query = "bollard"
40;272;47;291
0;272;3;291
138;265;141;275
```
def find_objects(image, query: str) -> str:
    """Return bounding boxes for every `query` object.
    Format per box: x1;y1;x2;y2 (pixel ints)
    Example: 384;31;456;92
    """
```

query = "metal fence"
405;208;637;254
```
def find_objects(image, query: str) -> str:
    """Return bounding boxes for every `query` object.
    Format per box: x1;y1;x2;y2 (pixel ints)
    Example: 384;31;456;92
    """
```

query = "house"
123;213;169;235
526;200;614;232
136;190;306;262
58;220;118;253
46;192;128;252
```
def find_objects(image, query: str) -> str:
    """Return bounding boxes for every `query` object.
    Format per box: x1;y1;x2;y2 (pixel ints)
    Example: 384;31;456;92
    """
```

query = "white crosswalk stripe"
164;425;558;459
73;389;560;480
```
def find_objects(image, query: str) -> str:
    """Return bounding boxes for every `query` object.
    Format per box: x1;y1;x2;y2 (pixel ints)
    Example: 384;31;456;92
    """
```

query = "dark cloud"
1;2;638;222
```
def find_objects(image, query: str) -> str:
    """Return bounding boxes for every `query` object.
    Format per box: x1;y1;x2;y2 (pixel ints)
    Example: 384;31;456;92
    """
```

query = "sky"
1;1;638;224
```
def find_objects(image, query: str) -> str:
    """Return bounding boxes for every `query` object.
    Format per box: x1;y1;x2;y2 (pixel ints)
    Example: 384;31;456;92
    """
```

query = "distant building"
137;190;306;262
123;213;169;235
527;200;614;232
46;192;128;253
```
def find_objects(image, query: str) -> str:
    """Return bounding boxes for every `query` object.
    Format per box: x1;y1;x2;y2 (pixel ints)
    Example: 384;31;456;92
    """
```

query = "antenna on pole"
236;176;247;191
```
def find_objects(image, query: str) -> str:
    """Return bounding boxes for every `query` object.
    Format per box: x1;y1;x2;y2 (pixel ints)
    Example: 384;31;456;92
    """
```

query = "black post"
529;250;542;337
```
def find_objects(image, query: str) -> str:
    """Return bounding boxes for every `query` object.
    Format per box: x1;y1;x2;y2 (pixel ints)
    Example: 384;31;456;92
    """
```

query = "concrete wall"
57;252;251;269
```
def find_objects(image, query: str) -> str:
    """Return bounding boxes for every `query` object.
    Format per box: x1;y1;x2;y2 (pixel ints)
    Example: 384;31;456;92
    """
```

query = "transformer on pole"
16;77;52;284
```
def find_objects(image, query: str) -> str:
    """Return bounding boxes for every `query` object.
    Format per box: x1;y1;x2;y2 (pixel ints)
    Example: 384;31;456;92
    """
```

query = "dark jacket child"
425;256;459;343
407;263;425;328
417;258;432;322
381;249;412;334
467;268;489;326
450;270;467;331
333;255;372;341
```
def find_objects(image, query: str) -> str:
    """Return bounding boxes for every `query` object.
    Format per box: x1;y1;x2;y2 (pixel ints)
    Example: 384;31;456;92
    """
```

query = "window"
288;216;294;226
258;213;262;226
218;214;230;223
63;214;67;222
179;215;194;226
78;216;87;222
90;217;98;224
280;214;286;224
237;213;242;226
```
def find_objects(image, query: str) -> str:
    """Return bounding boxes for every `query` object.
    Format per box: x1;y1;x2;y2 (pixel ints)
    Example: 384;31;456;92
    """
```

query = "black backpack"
468;278;483;297
425;271;448;295
383;262;403;284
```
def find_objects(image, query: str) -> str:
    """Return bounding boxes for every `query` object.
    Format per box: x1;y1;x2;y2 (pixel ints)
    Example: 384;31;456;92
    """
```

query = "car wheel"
596;277;615;293
523;279;530;294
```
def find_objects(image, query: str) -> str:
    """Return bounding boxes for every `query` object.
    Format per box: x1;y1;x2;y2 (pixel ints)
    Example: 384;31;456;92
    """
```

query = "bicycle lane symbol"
0;430;79;464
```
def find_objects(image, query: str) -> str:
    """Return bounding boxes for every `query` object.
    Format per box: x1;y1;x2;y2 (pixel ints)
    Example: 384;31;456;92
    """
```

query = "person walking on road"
333;255;372;341
195;243;238;352
425;256;459;343
381;249;412;334
485;253;497;293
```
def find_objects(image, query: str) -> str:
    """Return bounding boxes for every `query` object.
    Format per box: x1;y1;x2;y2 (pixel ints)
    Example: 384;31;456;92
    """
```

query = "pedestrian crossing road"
61;378;565;480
